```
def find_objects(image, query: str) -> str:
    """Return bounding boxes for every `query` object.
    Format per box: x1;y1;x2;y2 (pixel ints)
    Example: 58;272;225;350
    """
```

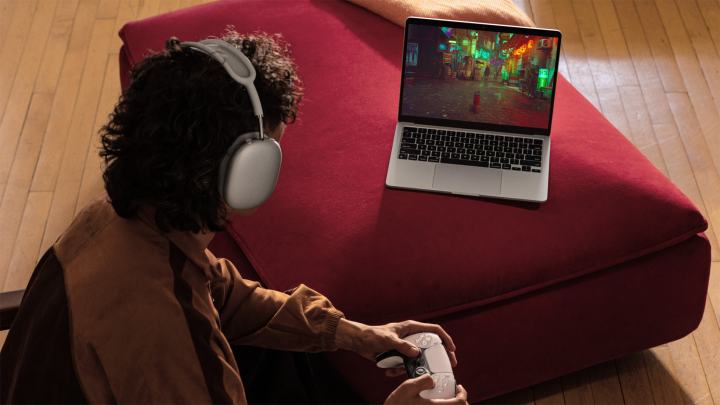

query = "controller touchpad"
424;345;452;373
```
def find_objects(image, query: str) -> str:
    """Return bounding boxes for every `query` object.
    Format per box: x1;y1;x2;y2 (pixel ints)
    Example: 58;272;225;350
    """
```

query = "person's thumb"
401;374;435;396
392;337;421;358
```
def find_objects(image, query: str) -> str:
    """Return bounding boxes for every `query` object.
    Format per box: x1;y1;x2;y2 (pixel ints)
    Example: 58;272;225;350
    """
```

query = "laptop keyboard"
398;126;543;173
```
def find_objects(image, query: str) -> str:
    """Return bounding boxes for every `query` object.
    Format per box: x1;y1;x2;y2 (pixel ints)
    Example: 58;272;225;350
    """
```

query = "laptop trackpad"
432;164;501;195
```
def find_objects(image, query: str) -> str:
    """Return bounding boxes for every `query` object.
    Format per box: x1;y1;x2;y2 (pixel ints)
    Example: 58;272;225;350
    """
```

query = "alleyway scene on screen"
401;25;559;129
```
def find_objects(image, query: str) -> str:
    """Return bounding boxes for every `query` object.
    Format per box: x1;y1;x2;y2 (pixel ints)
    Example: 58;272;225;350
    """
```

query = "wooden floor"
0;0;718;403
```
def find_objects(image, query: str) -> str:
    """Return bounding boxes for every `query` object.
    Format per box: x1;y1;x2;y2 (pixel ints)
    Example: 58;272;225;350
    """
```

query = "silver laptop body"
386;18;562;203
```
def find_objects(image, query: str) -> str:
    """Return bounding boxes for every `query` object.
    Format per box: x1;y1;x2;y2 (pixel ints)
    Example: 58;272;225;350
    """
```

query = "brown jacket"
1;197;344;404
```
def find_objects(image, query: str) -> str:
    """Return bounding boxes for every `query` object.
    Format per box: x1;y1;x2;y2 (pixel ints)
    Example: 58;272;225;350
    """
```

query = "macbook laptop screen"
400;19;561;135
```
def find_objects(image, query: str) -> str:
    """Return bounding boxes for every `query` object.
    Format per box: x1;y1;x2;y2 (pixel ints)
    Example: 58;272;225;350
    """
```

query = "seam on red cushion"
405;230;710;323
228;225;708;323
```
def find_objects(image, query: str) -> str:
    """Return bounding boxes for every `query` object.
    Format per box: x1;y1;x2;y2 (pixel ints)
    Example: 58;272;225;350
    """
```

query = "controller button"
415;367;428;375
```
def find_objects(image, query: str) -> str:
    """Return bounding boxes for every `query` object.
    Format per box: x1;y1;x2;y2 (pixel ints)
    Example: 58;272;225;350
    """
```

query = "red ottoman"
119;0;711;402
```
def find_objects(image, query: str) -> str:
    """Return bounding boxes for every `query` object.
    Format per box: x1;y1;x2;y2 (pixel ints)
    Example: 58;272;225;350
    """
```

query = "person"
0;31;468;404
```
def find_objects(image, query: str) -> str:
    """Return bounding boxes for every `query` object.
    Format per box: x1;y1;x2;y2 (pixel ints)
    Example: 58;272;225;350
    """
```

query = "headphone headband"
181;39;265;139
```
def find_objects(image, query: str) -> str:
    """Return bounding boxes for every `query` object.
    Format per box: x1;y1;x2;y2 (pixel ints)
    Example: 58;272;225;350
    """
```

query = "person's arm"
208;251;344;352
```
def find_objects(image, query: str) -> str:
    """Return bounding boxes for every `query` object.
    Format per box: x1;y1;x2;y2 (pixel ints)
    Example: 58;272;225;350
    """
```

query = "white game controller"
375;332;456;399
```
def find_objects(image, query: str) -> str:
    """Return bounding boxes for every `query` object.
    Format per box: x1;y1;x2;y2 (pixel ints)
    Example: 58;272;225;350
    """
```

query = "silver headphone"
180;39;282;211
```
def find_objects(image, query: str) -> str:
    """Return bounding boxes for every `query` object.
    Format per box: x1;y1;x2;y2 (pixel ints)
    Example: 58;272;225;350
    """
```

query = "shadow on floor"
481;350;694;404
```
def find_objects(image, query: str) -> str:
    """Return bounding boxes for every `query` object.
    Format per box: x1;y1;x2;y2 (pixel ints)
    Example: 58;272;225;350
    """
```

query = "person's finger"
399;374;435;396
448;351;458;367
397;321;456;352
385;368;406;377
430;384;468;405
391;336;421;358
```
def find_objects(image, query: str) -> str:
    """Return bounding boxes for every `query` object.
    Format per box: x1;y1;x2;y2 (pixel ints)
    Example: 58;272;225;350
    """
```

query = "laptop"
386;17;562;202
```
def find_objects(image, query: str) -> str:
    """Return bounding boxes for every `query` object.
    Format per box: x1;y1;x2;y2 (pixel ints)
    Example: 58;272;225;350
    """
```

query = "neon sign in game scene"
401;24;560;130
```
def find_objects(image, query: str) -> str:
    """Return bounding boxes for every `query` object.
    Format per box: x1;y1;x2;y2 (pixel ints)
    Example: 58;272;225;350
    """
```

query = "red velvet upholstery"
119;0;711;401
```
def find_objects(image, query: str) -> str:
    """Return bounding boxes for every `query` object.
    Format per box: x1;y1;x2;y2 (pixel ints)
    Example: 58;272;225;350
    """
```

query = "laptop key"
408;155;418;160
533;139;542;145
431;151;440;157
470;156;479;161
502;164;511;170
532;169;541;173
521;160;541;167
491;157;499;163
421;150;430;156
480;156;490;162
429;157;440;162
418;156;428;161
399;153;408;159
441;152;450;158
461;154;470;160
490;163;501;169
522;166;531;171
511;167;521;171
452;153;460;159
400;148;420;155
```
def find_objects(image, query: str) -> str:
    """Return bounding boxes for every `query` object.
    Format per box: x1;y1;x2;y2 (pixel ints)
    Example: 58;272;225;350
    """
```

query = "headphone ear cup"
220;133;282;210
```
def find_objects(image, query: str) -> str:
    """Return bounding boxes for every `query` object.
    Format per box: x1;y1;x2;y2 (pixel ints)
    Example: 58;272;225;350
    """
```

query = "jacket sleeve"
208;250;345;352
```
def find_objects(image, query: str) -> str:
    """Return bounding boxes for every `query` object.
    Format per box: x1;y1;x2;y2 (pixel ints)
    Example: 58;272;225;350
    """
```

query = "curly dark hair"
100;30;303;233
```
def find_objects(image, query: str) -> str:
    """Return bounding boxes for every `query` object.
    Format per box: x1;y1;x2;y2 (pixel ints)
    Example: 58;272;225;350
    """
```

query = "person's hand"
335;319;458;376
384;375;468;405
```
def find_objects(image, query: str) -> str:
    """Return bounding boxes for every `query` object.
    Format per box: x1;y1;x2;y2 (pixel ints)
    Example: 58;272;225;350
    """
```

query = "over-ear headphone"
180;39;282;211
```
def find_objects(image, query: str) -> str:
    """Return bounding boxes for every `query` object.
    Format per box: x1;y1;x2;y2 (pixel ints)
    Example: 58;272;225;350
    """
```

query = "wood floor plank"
560;369;594;405
4;192;53;291
572;0;632;139
643;347;690;405
632;0;687;94
652;0;720;174
76;55;119;215
590;0;638;87
709;262;720;328
533;378;565;405
0;0;38;124
137;0;160;19
690;299;720;404
33;0;82;95
0;0;17;53
550;0;600;109
0;0;59;199
40;17;116;255
696;0;720;56
618;86;668;176
665;334;713;405
667;92;720;261
674;0;720;118
0;93;53;284
96;0;118;19
31;0;99;193
588;362;625;405
615;353;656;405
157;0;179;14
